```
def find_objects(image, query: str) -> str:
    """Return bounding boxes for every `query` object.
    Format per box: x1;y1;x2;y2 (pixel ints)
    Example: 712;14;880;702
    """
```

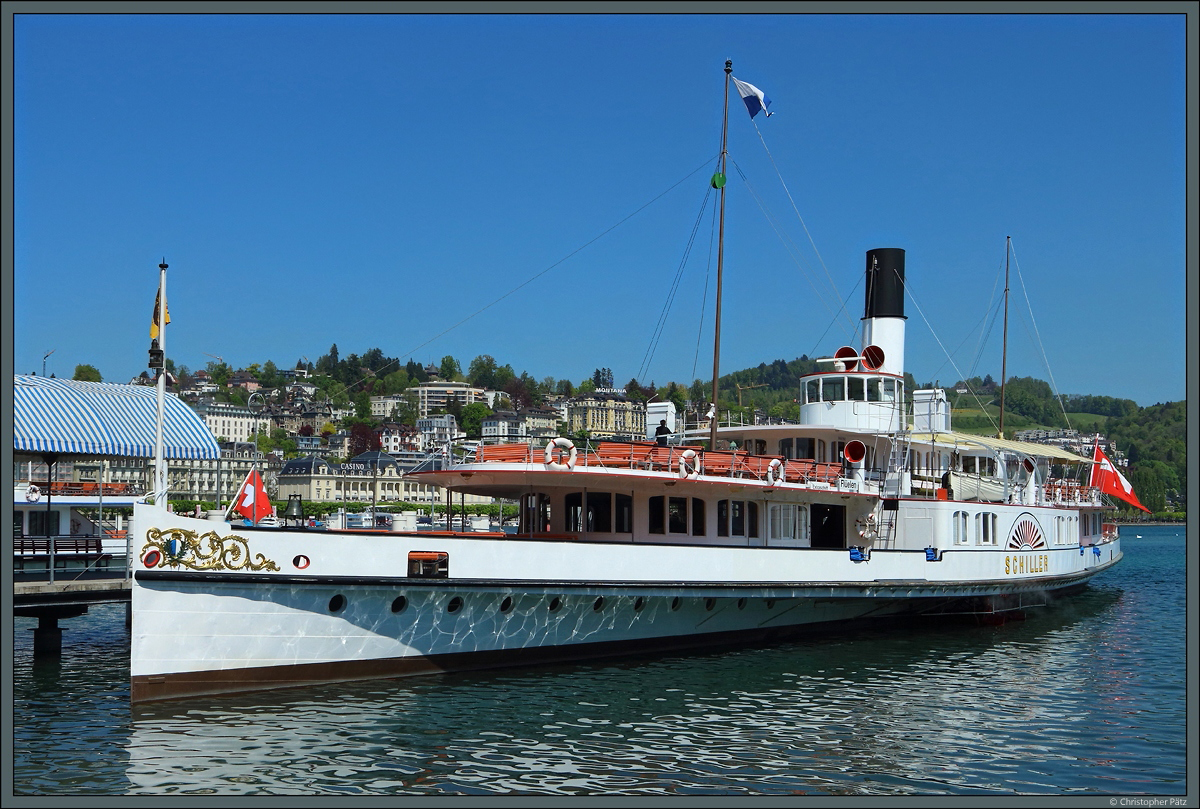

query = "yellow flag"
150;289;170;338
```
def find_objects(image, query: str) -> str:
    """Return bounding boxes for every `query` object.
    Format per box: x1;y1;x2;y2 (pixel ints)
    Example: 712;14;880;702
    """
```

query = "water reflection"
14;533;1187;796
116;585;1181;796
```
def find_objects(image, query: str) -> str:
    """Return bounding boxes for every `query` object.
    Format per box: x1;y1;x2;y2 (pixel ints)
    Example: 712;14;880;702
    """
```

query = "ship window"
770;504;794;540
731;500;745;536
615;494;633;533
806;378;820;405
649;496;665;534
797;505;809;543
717;500;729;537
848;377;865;401
29;511;60;537
778;438;793;459
589;492;612;532
519;492;550;534
796;438;815;460
975;512;998;546
691;498;706;536
882;378;897;401
953;511;969;545
867;378;882;402
824;377;845;401
748;503;759;538
668;496;688;534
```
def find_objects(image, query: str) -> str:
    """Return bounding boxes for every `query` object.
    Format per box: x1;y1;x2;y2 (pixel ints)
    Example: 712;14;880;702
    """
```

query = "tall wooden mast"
998;236;1010;438
709;60;732;448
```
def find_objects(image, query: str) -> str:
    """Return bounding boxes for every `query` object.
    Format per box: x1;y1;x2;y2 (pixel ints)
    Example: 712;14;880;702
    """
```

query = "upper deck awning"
13;375;219;459
909;430;1092;463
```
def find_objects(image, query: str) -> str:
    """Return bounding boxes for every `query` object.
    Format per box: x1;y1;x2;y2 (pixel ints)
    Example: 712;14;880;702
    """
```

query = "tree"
468;355;498;389
260;360;280;389
440;355;462;381
460;402;493;439
72;364;102;382
405;359;428;383
347;422;380;457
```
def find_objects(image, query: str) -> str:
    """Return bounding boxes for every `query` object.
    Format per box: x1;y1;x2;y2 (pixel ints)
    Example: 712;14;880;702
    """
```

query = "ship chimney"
861;248;906;377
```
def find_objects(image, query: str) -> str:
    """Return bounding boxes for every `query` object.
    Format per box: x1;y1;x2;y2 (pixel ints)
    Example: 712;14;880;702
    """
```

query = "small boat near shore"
127;63;1131;703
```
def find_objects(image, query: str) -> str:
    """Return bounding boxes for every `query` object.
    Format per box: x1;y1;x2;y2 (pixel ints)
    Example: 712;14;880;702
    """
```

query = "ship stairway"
875;509;899;549
881;433;910;498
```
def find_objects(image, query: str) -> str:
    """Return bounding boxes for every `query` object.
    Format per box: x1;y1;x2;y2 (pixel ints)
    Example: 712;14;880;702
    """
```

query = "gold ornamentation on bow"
142;527;280;572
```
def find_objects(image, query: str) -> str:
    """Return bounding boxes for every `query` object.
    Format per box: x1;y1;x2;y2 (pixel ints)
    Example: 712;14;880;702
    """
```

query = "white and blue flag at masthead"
732;76;772;118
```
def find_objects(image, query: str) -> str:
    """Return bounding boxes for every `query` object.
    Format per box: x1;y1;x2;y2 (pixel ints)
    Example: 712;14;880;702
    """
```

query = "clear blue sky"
12;11;1189;407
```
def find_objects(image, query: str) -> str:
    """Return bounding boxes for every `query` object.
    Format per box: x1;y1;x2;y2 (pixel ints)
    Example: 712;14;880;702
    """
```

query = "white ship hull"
130;503;1120;702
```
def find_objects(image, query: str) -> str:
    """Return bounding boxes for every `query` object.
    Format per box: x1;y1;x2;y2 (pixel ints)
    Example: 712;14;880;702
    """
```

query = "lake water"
10;525;1190;796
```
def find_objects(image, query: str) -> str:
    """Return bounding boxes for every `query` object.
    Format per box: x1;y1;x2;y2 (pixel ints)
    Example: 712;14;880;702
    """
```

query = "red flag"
233;469;273;522
1090;442;1150;513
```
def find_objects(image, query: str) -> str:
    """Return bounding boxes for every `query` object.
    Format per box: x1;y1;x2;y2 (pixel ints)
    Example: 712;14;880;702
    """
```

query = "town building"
566;393;646;442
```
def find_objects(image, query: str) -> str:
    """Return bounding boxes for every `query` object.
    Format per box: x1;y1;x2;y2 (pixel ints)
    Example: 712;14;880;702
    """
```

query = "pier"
14;575;131;656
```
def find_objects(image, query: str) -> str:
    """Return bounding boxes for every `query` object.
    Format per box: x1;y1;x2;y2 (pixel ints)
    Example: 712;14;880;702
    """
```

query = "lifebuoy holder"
544;438;577;471
678;449;700;479
766;458;785;486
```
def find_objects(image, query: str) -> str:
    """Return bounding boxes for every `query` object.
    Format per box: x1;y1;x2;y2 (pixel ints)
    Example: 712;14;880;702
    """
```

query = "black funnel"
864;248;906;320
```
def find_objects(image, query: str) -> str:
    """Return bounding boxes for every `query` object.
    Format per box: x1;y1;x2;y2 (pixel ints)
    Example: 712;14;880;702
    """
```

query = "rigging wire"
637;187;714;381
747;119;851;330
1009;240;1074;430
902;277;1000;435
691;198;718;385
730;159;856;340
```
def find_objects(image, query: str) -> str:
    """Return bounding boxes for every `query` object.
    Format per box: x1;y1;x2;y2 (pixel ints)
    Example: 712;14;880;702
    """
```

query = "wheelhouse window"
823;377;845;401
867;378;882;402
778;438;793;459
806;378;820;405
848;377;865;401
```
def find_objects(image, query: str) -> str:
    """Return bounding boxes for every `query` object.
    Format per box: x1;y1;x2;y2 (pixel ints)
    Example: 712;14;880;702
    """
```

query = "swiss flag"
1089;442;1150;513
233;468;273;522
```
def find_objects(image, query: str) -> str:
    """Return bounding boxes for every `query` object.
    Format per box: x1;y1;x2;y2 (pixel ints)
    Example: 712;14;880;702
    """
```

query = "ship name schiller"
1005;553;1050;575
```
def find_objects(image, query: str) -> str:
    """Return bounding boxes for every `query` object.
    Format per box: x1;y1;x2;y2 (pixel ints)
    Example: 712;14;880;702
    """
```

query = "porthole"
737;597;747;610
670;597;681;611
704;598;716;611
499;596;513;613
765;599;776;609
328;594;347;613
548;597;563;612
391;596;407;613
293;554;310;570
593;596;606;612
447;596;464;613
634;597;645;612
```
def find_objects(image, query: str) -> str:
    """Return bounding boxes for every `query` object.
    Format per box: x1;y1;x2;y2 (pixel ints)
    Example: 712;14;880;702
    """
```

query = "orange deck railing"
471;441;844;486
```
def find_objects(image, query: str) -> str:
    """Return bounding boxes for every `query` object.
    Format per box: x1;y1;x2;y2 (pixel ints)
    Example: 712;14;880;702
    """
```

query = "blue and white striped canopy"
13;375;220;459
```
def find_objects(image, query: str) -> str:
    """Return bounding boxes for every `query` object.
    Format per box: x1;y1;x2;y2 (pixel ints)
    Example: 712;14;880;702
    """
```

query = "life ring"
855;512;878;540
544;437;577;471
678;449;700;479
766;458;785;486
25;484;40;503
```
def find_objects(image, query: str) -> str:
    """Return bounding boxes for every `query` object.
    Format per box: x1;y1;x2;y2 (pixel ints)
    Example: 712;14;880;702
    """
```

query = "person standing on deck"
655;419;671;447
